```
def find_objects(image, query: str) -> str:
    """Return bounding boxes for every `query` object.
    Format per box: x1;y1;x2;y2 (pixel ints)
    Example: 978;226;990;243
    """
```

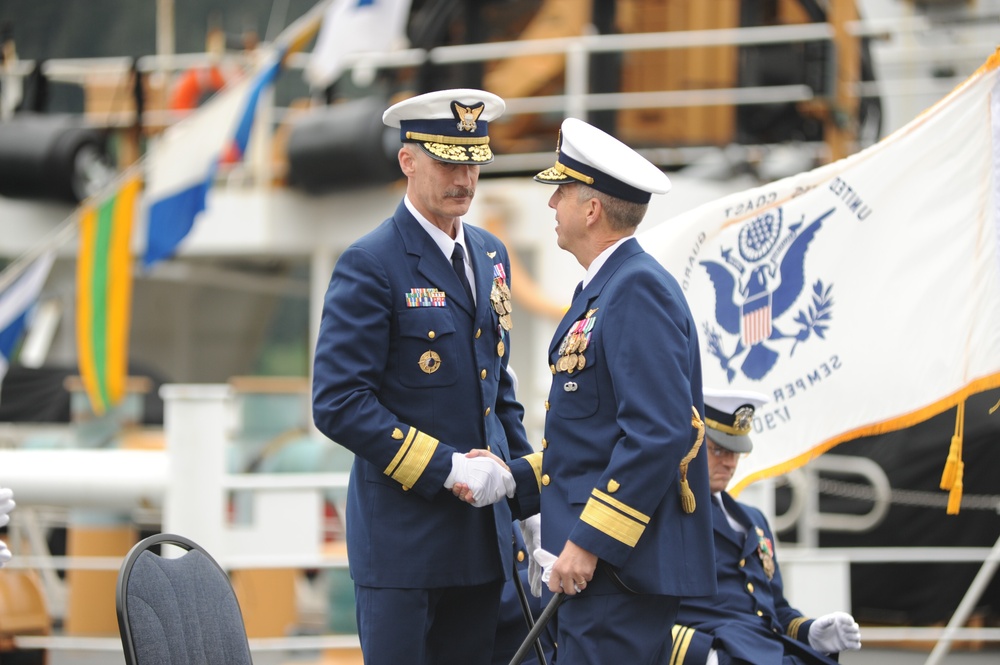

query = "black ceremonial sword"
508;591;564;665
511;560;548;665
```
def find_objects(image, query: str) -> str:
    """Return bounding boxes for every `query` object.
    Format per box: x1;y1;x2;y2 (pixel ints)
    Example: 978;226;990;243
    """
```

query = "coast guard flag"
305;0;412;89
0;251;55;389
641;50;1000;500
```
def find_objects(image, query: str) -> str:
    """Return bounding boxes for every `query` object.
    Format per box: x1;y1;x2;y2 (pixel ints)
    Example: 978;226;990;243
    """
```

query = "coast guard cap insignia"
454;102;485;132
733;405;754;433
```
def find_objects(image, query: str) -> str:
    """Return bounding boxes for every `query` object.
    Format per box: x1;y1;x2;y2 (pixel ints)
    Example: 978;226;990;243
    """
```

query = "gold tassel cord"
679;406;705;514
946;464;964;515
939;400;965;515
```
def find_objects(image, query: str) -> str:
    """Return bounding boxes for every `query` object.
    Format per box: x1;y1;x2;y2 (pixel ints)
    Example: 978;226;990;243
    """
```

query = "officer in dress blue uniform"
529;117;717;664
670;388;862;665
312;89;541;665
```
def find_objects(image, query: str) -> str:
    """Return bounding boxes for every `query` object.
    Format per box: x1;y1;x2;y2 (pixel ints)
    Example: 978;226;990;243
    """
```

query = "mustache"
445;187;475;198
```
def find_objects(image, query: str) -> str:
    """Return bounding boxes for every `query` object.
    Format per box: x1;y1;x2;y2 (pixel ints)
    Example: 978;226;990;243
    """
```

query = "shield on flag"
741;289;772;346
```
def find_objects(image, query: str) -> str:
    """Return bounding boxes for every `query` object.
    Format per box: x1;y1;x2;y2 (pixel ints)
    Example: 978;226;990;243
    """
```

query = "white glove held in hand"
444;453;515;507
520;515;542;597
532;548;557;586
808;611;862;653
0;541;10;568
706;649;719;665
0;488;14;528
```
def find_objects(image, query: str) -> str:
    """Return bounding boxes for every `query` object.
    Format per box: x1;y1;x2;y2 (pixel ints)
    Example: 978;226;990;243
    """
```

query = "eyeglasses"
707;442;745;460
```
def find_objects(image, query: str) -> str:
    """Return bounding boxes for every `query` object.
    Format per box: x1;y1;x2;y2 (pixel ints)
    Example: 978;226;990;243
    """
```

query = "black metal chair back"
116;532;253;665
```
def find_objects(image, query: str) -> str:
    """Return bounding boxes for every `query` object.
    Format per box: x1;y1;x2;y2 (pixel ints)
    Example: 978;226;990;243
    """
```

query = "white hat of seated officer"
703;387;769;454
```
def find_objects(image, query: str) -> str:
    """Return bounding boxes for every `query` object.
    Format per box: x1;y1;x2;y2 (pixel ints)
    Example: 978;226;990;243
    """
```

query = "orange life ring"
169;66;227;110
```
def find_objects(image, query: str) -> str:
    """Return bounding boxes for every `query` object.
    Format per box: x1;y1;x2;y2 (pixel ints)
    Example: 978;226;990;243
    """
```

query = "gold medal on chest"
755;526;775;580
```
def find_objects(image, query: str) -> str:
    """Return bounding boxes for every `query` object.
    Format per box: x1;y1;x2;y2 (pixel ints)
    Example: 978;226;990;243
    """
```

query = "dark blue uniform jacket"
672;493;839;665
539;237;717;597
313;200;540;588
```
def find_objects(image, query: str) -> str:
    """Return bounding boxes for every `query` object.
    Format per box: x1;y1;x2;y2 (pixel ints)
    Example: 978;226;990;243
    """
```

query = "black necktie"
572;281;583;301
451;244;474;302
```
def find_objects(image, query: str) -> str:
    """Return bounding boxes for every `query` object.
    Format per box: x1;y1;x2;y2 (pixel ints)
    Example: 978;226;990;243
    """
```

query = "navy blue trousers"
552;591;680;665
355;580;504;665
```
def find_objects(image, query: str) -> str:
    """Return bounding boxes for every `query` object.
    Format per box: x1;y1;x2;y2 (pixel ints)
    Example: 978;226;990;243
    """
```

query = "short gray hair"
575;184;648;231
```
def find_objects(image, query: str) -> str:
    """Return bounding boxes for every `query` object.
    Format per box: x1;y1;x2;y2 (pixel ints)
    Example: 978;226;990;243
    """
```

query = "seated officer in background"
671;388;862;665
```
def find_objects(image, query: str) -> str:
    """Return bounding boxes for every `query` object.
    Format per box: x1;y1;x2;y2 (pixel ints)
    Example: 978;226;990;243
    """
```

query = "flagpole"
0;213;78;294
274;0;331;56
0;31;267;290
0;156;149;295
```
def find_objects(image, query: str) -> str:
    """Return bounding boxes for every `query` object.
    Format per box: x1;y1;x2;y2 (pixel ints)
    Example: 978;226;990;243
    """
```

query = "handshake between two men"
442;454;555;601
444;449;516;507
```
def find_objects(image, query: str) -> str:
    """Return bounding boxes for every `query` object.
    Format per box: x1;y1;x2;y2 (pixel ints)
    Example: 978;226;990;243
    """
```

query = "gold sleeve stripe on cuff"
384;427;439;487
580;495;646;547
670;625;694;665
385;427;416;476
524;451;543;490
592;488;651;524
787;616;808;639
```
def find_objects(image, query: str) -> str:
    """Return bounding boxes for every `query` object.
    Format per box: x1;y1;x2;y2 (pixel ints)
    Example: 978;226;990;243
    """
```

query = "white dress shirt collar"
404;196;475;304
582;236;632;289
404;195;469;259
713;491;747;535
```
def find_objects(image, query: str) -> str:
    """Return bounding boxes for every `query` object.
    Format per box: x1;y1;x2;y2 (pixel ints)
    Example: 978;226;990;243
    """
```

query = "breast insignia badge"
418;350;442;374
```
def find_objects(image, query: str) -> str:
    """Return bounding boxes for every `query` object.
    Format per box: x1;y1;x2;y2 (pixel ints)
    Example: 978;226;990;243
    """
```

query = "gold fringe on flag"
939;400;965;515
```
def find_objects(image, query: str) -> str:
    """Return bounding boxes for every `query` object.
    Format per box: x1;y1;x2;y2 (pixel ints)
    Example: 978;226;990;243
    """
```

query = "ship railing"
2;383;999;665
1;19;992;177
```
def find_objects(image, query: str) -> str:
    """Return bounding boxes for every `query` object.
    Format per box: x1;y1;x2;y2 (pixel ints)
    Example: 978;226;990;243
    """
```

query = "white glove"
519;515;542;597
444;453;515;507
0;541;10;568
808;611;862;653
0;488;14;528
532;547;557;586
706;649;719;665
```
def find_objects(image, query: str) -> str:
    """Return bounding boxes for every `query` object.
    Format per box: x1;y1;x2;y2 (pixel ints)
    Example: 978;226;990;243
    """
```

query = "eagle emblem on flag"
700;207;835;382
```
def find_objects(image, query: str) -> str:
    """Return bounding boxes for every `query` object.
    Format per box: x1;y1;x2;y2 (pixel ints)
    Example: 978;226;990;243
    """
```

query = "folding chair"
116;533;253;665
